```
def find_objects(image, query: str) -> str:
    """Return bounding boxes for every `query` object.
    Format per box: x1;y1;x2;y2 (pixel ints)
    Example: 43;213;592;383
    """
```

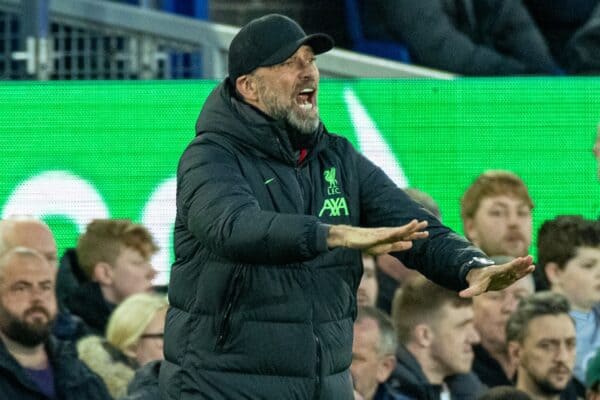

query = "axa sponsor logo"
319;167;349;217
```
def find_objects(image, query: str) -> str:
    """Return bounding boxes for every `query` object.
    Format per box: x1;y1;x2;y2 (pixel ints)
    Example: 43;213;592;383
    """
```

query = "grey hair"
506;291;572;343
356;305;397;356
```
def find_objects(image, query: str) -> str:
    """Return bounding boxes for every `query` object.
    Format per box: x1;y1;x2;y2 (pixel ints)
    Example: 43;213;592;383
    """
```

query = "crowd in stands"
0;3;600;397
2;162;598;399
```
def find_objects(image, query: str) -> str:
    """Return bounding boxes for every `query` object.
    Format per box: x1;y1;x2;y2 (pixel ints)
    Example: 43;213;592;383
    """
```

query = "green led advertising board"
1;79;599;284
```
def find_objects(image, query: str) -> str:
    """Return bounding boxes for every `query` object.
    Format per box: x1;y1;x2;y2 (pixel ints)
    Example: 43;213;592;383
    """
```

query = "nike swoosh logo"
264;178;276;185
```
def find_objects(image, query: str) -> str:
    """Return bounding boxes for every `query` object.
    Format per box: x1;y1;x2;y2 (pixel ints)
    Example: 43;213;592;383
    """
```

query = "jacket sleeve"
356;152;492;291
177;139;329;264
381;0;555;75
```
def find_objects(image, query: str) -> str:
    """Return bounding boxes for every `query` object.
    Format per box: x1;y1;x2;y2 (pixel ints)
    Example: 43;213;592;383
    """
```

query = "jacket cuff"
459;256;495;288
314;223;331;253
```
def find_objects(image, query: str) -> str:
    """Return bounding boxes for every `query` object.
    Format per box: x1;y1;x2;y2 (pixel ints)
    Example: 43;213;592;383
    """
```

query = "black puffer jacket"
160;79;491;400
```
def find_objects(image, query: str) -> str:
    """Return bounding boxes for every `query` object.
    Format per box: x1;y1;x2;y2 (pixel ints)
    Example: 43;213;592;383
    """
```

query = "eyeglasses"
140;332;164;340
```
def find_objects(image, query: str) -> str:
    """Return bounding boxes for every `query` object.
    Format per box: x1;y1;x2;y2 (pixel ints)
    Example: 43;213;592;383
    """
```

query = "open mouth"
296;87;316;110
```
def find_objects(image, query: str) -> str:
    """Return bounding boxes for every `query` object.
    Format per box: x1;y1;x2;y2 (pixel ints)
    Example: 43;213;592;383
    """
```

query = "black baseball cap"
228;14;334;85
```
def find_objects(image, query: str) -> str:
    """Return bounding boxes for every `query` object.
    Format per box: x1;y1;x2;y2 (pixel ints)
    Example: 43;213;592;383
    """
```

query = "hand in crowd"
327;220;429;255
460;255;535;298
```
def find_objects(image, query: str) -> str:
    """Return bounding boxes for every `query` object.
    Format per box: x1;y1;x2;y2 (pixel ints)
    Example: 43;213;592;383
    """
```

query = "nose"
501;294;520;314
468;326;481;345
555;342;572;363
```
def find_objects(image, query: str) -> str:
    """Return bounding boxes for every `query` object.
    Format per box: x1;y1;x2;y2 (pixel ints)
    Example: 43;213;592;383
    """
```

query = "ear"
92;261;114;286
463;217;477;243
413;323;433;348
507;340;521;364
376;354;397;383
544;262;562;288
235;75;258;102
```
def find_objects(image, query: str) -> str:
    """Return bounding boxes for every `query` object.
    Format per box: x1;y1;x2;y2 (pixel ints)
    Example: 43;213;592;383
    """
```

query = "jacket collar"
195;79;327;166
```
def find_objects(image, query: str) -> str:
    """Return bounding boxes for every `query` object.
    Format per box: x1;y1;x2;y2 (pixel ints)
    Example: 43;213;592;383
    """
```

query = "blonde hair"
106;292;168;353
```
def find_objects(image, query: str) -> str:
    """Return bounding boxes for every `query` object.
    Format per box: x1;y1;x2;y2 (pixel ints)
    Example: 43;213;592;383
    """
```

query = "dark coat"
0;336;111;400
160;79;492;400
122;360;161;400
64;281;115;337
365;0;559;75
472;344;513;388
389;345;485;400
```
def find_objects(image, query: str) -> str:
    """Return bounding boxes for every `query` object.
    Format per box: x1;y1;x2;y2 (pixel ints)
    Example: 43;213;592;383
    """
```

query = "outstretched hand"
459;255;535;298
327;220;429;255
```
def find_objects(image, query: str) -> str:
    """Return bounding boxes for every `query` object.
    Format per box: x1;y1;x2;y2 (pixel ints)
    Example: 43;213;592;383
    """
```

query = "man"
507;291;578;400
0;247;111;399
358;255;378;307
389;275;484;399
461;170;534;259
351;306;401;400
472;255;535;387
160;14;533;400
64;219;158;336
539;215;600;387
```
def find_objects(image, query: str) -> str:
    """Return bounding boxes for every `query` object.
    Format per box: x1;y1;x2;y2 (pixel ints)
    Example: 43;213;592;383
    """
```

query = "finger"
366;240;413;255
378;220;428;243
459;278;489;298
404;231;429;241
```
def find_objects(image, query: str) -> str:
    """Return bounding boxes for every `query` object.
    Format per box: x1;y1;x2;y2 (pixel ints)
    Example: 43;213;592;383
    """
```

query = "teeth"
300;88;314;94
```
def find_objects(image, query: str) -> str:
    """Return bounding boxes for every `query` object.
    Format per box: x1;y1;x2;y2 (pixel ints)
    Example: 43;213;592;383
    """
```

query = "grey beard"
286;108;320;135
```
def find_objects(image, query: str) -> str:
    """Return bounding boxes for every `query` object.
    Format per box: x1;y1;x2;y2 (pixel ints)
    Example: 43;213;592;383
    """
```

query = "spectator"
351;306;402;400
358;255;378;307
389;275;485;399
0;247;111;399
539;216;600;386
461;170;533;259
64;219;158;337
0;217;86;339
477;386;533;399
507;292;579;399
364;0;559;75
77;292;168;399
472;255;535;387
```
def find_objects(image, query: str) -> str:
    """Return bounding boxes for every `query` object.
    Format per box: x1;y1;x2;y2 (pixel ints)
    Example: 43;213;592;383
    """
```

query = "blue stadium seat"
344;0;411;63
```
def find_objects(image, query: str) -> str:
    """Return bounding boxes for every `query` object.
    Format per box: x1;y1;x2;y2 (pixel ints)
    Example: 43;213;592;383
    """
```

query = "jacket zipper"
313;334;322;400
216;266;245;349
295;167;306;212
